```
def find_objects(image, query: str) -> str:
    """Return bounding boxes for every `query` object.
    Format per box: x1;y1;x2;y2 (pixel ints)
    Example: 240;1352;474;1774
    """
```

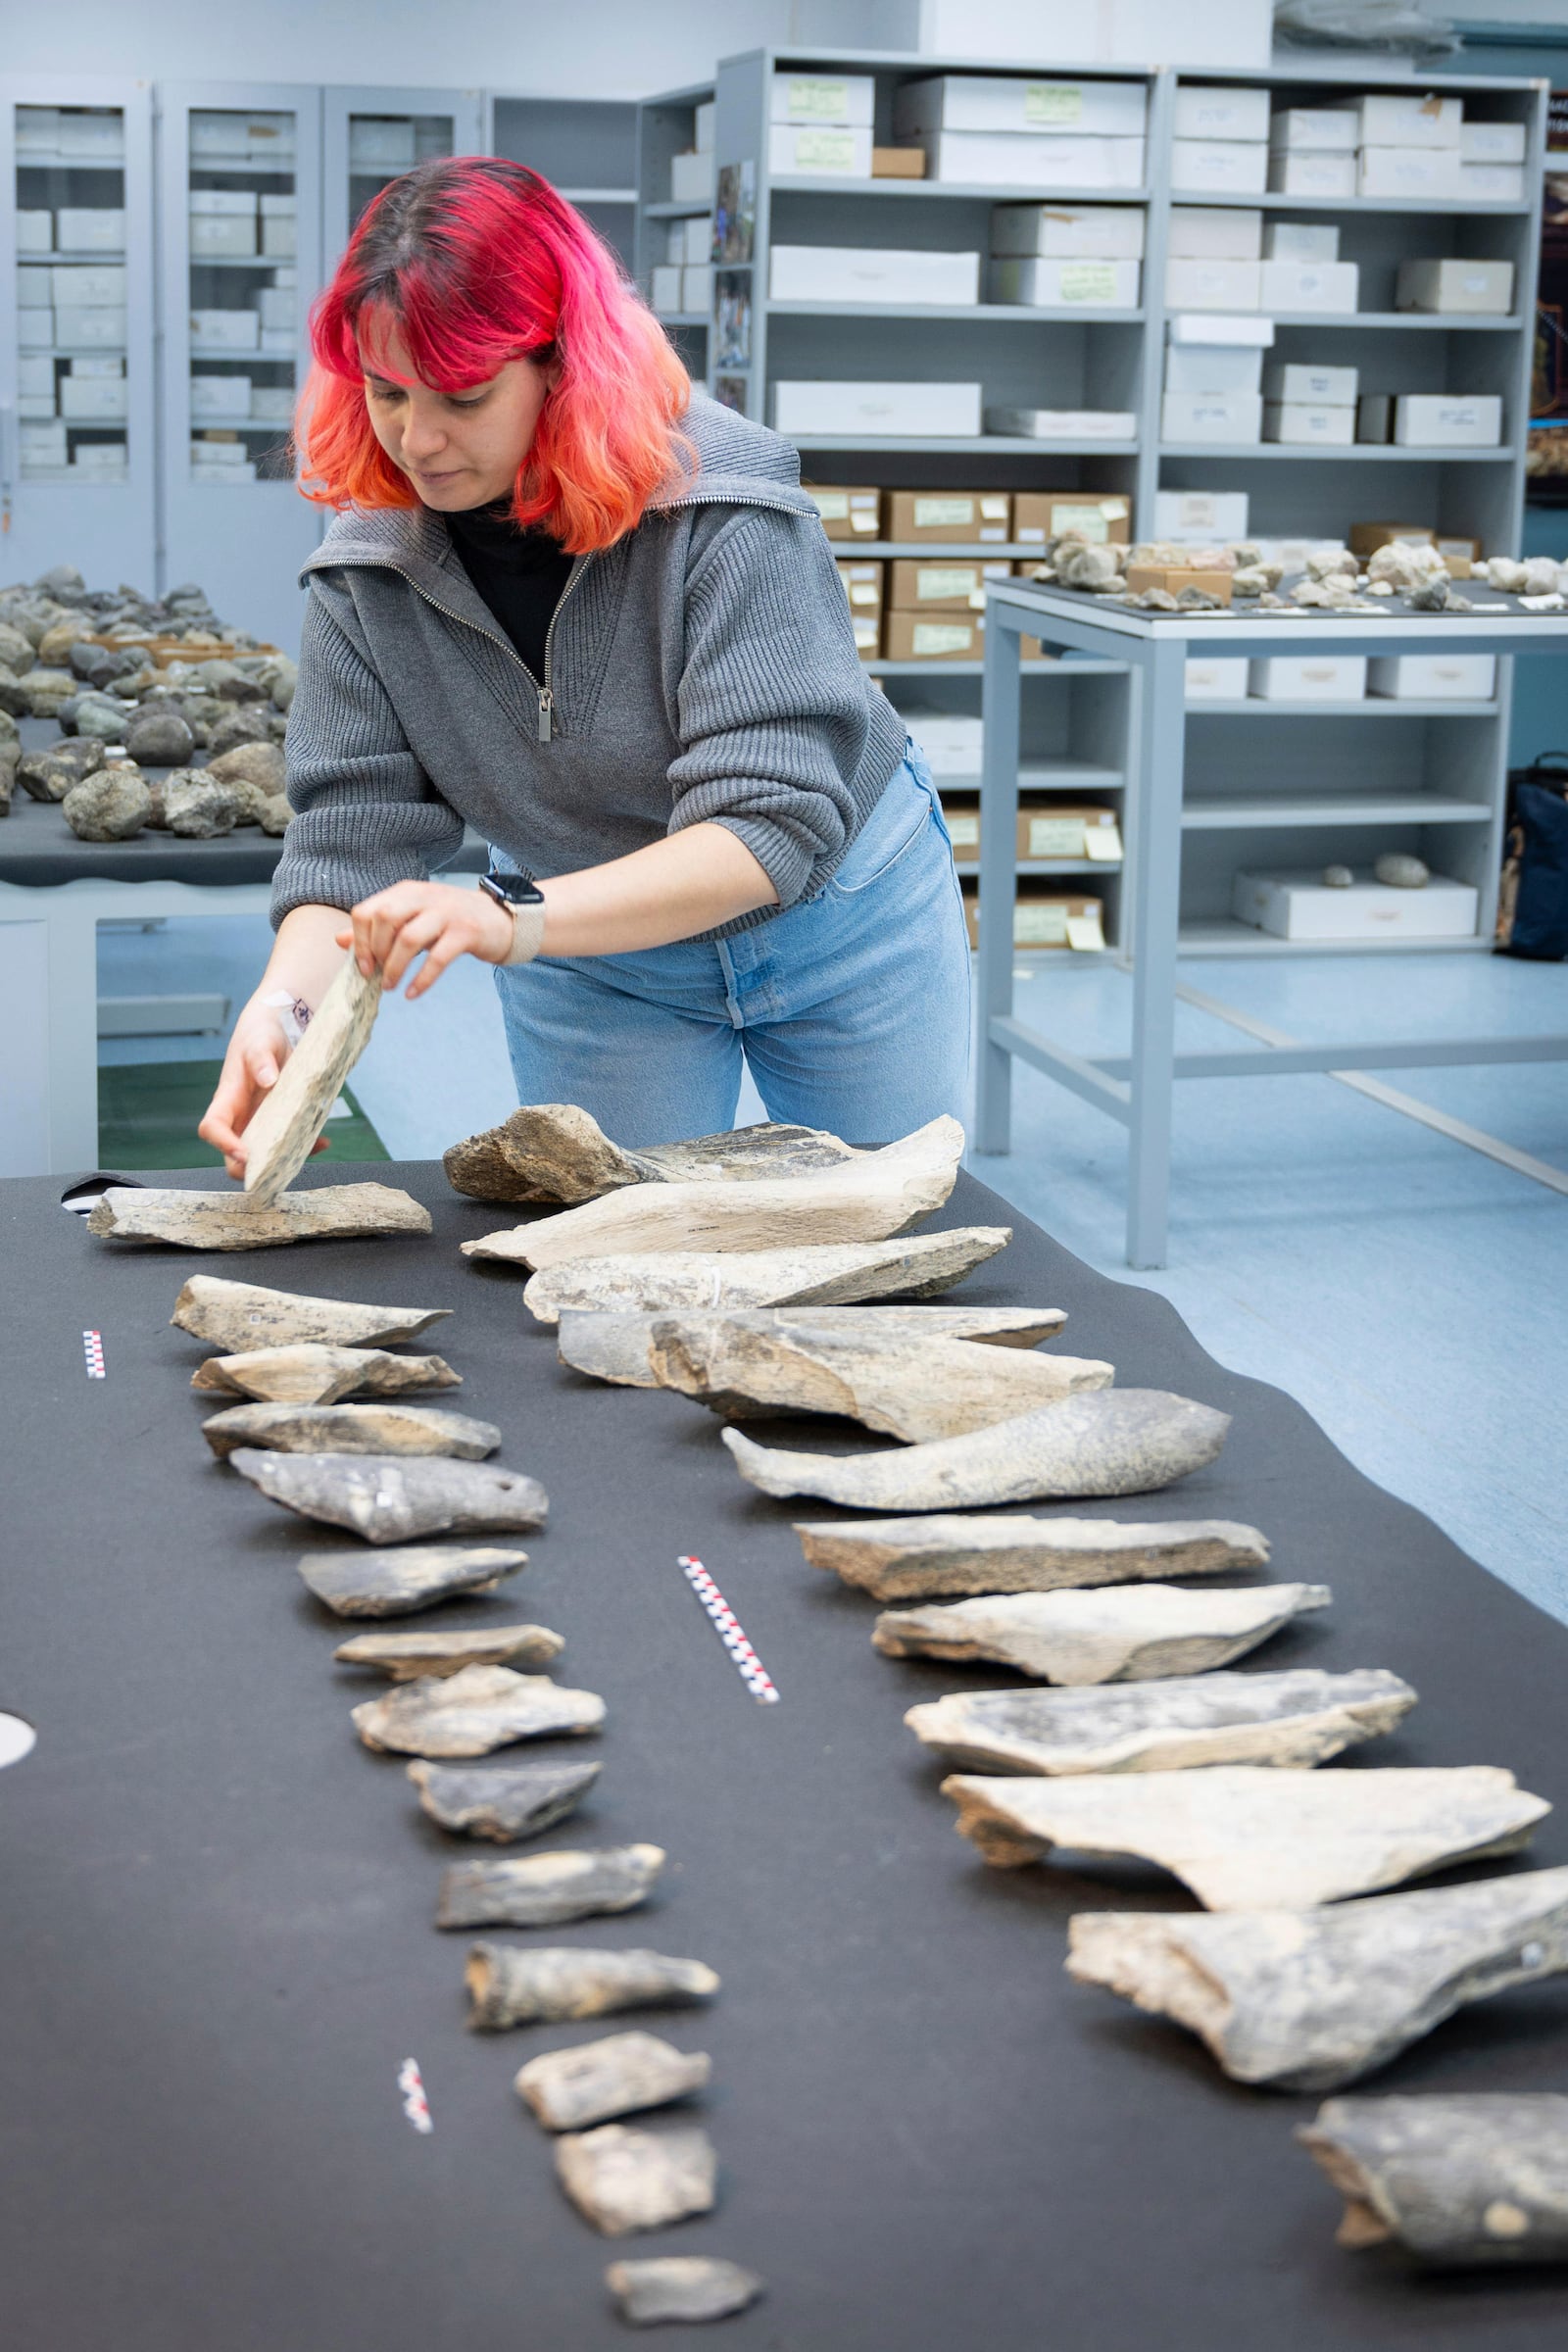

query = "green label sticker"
1026;817;1089;858
1014;902;1070;945
788;78;851;122
913;497;974;527
911;623;973;656
1025;83;1083;126
1053;503;1109;542
809;490;850;519
793;126;857;170
1058;261;1120;304
916;566;979;600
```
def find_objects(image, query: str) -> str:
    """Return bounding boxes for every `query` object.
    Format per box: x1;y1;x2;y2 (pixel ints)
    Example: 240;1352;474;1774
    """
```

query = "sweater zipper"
369;553;591;743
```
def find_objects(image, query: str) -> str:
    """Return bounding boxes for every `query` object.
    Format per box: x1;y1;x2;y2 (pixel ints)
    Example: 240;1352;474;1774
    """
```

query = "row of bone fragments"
1039;530;1568;616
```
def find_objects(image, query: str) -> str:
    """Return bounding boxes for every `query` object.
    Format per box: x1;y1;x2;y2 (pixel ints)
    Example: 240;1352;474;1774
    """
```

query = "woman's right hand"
198;999;325;1181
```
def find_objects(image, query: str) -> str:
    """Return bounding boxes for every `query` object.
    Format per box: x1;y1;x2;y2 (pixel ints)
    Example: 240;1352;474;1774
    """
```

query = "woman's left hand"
341;879;517;999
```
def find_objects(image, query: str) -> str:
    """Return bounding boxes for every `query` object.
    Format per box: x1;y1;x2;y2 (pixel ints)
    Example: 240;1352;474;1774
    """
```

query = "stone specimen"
1298;2095;1568;2265
557;1303;1068;1390
123;706;195;765
1373;853;1430;890
352;1664;604;1757
201;1400;499;1459
942;1766;1549;1910
725;1390;1231;1510
906;1668;1414;1776
606;2259;762;2328
521;1228;1012;1323
163;774;247;837
466;1944;720;2031
299;1544;527;1617
63;765;152;840
872;1582;1332;1682
470;1114;965;1271
795;1513;1270;1598
255;796;291;836
21;667;76;718
335;1623;563;1678
243;954;382;1205
409;1756;601;1841
230;1450;547;1543
1065;1866;1568;2090
646;1316;1112;1442
206;739;286;797
1322;864;1353;889
556;2124;718;2235
87;1183;429;1250
515;2033;711;2131
18;736;103;800
191;1344;461;1405
172;1275;452;1352
445;1102;859;1204
436;1842;664;1928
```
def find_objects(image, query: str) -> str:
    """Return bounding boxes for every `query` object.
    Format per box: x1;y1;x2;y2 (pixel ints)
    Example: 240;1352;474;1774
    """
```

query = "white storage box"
1165;257;1260;311
990;256;1139;307
768;123;871;179
190;309;260;351
1461;120;1526;164
650;265;682;315
1258;259;1358;314
19;312;56;350
349;119;416;167
1357;148;1463;199
60;374;126;420
56;308;125;348
1249;656;1366;702
190;188;258;217
1156;488;1249;542
258;287;294;331
985;406;1136;438
918;130;1145;188
15;109;60;153
1263;363;1357;406
1267;151;1356;198
52;265;126;307
21;422;69;464
1268;108;1357;151
1394;394;1502;448
1162;390;1262;443
914;0;1272;67
671;149;716;202
1169;207;1262;260
1174;85;1269;142
259;328;293;355
19;355;55;396
262;215;297;258
1165;341;1264;394
260;193;296;216
71;355;123;377
771;72;875;125
192;373;251;416
773;380;982;437
73;440;127;474
681;264;712;313
192;458;258;483
19;269;52;309
191;215;259;259
19;393;57;420
905;710;984;774
57;207;123;250
1368;654;1496;700
1233;866;1477;941
1264;401;1354;445
1167;312;1274;346
57;113;123;159
680;216;710;265
894;76;1147;138
1185;656;1249;699
190;111;251;157
771;246;981;306
989;203;1146;258
1171;140;1268;195
19;211;53;253
190;435;251;466
250;385;296;423
695;101;714;152
1396;258;1515;315
1263;220;1340;262
1356;94;1462;149
1461;164;1525;201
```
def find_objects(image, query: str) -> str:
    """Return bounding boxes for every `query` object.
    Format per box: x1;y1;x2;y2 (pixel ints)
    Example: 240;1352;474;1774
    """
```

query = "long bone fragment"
466;1944;719;2031
556;2124;717;2236
299;1544;527;1618
89;1182;428;1250
352;1664;604;1758
798;1513;1269;1599
521;1227;1011;1322
171;1274;452;1351
1298;2094;1568;2264
408;1756;601;1841
230;1450;547;1543
242;953;381;1204
874;1583;1331;1681
1066;1866;1568;2089
606;2259;763;2327
515;2033;711;2132
557;1304;1067;1389
191;1345;461;1404
445;1102;860;1203
437;1843;664;1929
202;1401;499;1459
334;1624;563;1678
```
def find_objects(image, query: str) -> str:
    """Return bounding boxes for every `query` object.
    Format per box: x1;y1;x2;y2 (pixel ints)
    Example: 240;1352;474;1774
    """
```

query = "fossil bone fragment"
87;1182;429;1250
408;1756;601;1841
299;1544;526;1617
1066;1866;1568;2090
606;2258;763;2327
521;1227;1012;1322
908;1669;1413;1776
191;1345;461;1404
437;1843;664;1928
1298;2095;1568;2265
726;1391;1231;1510
171;1275;452;1351
445;1103;859;1203
557;1303;1068;1389
646;1316;1111;1441
353;1665;604;1758
241;953;381;1205
334;1623;563;1677
943;1766;1548;1910
467;1115;964;1270
230;1450;548;1543
202;1400;499;1460
797;1513;1270;1599
466;1944;720;2031
873;1582;1331;1681
515;2033;712;2132
557;2124;717;2236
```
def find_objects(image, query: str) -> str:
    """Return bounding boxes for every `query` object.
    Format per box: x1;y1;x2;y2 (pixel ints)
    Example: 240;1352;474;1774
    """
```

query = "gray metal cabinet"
321;84;484;271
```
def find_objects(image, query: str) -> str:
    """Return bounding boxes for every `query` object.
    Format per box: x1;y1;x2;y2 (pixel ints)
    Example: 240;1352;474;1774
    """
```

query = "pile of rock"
51;740;291;843
1019;530;1568;617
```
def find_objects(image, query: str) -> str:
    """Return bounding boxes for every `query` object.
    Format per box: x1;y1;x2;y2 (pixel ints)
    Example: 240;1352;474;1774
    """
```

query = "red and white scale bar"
677;1556;780;1704
82;1330;106;1380
397;2057;433;2134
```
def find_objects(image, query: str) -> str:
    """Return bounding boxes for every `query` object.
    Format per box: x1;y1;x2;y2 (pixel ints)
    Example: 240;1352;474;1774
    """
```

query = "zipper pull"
537;687;553;743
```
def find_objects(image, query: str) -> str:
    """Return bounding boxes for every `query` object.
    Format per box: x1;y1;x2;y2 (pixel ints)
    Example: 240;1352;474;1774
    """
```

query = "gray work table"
976;581;1568;1268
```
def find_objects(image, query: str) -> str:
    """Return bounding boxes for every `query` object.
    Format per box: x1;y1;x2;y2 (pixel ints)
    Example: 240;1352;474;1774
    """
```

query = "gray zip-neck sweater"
271;393;906;938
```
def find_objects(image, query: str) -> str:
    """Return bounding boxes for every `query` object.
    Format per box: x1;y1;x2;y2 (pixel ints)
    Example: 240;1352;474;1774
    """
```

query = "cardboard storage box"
990;256;1140;307
694;99;713;150
1268;108;1357;151
192;373;250;416
51;264;125;307
59;374;126;420
910;710;984;774
768;124;871;178
888;490;1010;542
678;216;710;265
890;558;1007;610
1358;148;1463;199
941;795;981;854
1461;120;1526;163
873;148;926;178
1168;207;1262;260
1186;656;1250;699
1267;151;1355;198
963;887;1105;952
1356;93;1462;148
1258;259;1358;313
190;187;258;217
771;72;875;124
18;355;55;396
986;406;1136;439
915;131;1146;189
57;207;123;250
850;614;882;662
807;484;883;539
1368;654;1496;700
1396;258;1515;316
56;307;126;347
1156;489;1249;542
884;611;983;662
1174;85;1270;142
1165;341;1264;394
1263;362;1356;407
1348;520;1435;557
837;559;885;611
773;381;982;438
770;245;980;306
1249;656;1367;702
1162;390;1262;444
191;309;260;351
191;215;258;259
1394;395;1502;449
1126;564;1233;602
990;203;1146;259
1264;401;1354;445
1233;866;1477;942
1018;804;1122;860
73;440;126;473
671;149;716;202
1171;140;1268;196
1263;220;1339;262
1461;163;1525;201
1164;257;1261;310
1014;492;1130;544
893;76;1147;139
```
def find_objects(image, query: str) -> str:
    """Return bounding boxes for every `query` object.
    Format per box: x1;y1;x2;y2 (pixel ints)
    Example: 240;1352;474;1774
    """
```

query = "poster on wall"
712;161;756;265
1528;91;1568;499
714;374;750;416
713;271;752;368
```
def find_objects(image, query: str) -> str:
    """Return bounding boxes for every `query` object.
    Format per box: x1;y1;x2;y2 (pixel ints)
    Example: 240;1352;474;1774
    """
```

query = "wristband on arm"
478;871;548;965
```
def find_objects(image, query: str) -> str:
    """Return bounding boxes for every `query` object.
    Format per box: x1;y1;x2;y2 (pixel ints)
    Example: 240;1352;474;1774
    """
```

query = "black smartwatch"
478;870;546;913
478;870;548;966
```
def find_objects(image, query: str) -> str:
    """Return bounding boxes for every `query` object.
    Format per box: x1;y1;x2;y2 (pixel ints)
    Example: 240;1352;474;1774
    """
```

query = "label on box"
810;490;850;520
1016;902;1070;945
945;808;980;849
1025;83;1082;127
1026;815;1088;857
914;567;979;601
911;623;973;657
794;127;857;170
1066;912;1104;951
1058;261;1120;304
789;78;852;121
914;497;973;528
1053;502;1113;542
1084;823;1122;861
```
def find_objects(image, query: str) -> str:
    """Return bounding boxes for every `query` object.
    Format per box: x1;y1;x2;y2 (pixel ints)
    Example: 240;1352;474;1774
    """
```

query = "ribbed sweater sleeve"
270;588;465;925
665;508;878;907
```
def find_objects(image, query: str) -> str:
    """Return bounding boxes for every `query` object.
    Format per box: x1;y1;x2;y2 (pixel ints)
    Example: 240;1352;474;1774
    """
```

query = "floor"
99;917;1568;1623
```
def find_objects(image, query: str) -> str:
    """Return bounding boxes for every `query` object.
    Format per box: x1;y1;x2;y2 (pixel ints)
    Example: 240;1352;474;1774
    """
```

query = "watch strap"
499;895;548;966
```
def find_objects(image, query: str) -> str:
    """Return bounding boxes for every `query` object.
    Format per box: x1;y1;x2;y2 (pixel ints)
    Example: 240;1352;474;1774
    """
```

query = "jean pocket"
827;766;934;898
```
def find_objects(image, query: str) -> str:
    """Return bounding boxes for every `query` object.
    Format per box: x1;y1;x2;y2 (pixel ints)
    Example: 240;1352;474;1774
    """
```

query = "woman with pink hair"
200;157;968;1163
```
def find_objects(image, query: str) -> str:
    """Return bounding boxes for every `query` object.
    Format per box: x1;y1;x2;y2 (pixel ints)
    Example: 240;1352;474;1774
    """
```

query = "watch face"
484;872;544;907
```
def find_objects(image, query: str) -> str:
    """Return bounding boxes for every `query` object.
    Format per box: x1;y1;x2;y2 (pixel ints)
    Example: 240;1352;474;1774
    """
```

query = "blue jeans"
491;750;971;1149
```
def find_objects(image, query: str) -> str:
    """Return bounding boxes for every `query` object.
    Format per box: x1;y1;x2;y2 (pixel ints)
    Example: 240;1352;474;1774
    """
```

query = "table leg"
975;605;1022;1155
45;902;102;1172
1125;638;1186;1269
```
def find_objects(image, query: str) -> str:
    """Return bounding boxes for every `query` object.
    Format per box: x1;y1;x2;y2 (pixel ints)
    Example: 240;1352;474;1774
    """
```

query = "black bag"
1496;754;1568;959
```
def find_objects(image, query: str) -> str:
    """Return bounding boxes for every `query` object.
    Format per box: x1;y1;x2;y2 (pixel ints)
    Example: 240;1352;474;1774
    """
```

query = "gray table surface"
4;1163;1567;2345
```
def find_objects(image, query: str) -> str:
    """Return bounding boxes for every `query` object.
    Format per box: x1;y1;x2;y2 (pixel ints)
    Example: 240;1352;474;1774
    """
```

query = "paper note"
1026;83;1083;127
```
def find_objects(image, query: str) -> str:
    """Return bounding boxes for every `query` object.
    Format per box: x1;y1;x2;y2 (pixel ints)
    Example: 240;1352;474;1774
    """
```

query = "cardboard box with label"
890;558;1007;611
888;490;1011;543
1264;362;1357;407
884;611;983;662
1168;207;1262;261
650;266;682;315
909;710;985;774
1258;259;1358;314
1156;488;1249;543
1461;120;1526;163
768;123;873;178
1268;108;1357;152
893;76;1148;139
1357;93;1462;149
56;307;126;348
1233;867;1477;942
1165;341;1264;394
1164;257;1261;311
986;406;1136;440
1162;390;1262;444
1174;85;1270;142
1263;220;1340;262
1461;163;1525;201
1394;394;1502;449
191;214;259;259
1186;656;1250;700
1368;655;1496;701
1267;151;1356;198
191;372;250;417
773;381;982;438
836;560;886;617
1014;492;1130;545
57;207;124;250
1396;258;1515;316
1264;401;1354;446
190;309;259;352
918;132;1147;189
1018;804;1123;860
1348;520;1435;558
873;148;926;179
990;256;1140;307
671;149;717;202
1249;656;1367;702
59;374;126;421
990;203;1146;259
1126;563;1234;602
1170;140;1269;196
770;246;980;306
806;484;884;540
941;795;981;854
52;265;125;308
19;210;54;253
1358;149;1463;200
963;887;1106;953
771;73;875;124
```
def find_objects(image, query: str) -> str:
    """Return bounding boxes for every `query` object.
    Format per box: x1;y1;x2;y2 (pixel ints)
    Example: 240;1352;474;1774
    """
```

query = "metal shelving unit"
489;93;638;273
635;82;714;382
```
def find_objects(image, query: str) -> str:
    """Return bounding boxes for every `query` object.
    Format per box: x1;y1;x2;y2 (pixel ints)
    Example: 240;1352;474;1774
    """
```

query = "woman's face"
362;324;555;511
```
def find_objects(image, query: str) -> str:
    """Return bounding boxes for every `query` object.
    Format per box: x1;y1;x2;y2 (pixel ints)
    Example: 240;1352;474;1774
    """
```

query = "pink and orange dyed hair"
298;157;692;553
